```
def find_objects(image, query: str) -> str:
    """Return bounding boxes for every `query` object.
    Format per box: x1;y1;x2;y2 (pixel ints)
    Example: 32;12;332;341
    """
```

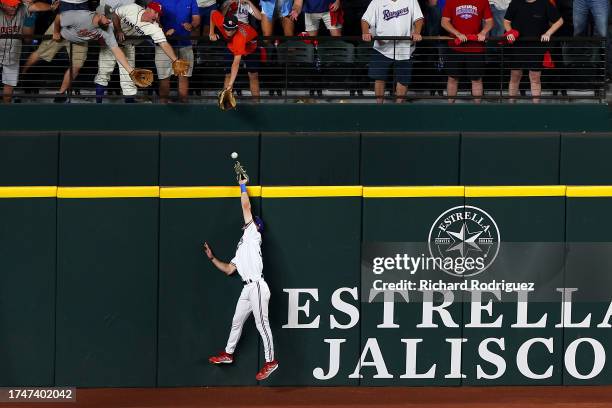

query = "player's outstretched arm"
158;41;179;63
239;177;253;224
204;242;237;275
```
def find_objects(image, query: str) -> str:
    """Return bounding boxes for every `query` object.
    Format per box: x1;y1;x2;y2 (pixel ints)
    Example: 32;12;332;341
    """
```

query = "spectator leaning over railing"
503;0;563;102
441;0;493;102
220;0;262;25
361;0;424;103
0;0;54;103
95;1;183;103
209;11;260;100
291;0;342;36
155;0;200;103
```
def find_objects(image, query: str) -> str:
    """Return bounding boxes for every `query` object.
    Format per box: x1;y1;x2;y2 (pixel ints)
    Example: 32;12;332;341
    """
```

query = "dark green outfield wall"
2;109;612;387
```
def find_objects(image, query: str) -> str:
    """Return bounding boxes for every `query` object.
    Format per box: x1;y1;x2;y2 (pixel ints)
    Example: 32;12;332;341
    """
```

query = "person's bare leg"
472;78;483;104
329;28;341;36
3;84;13;103
508;69;522;102
395;82;407;103
248;72;260;102
447;76;458;103
178;76;189;103
21;51;41;74
58;66;81;94
261;15;274;43
281;16;294;36
159;78;170;103
529;70;541;103
374;80;385;103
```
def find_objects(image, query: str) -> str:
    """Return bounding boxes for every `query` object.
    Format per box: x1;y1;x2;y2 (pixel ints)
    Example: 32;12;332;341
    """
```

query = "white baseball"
231;152;238;159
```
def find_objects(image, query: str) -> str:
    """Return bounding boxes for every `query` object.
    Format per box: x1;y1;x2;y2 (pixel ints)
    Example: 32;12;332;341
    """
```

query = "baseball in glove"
172;59;190;77
129;68;154;88
218;88;237;111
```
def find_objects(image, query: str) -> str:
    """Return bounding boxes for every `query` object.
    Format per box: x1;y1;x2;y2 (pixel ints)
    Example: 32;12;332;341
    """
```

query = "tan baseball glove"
218;88;237;111
172;59;190;76
129;69;154;88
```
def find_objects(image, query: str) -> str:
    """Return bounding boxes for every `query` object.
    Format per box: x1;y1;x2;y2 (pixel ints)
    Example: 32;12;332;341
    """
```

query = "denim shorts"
368;50;413;86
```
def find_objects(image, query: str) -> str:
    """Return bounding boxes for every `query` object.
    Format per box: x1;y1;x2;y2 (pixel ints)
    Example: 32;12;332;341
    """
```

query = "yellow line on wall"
566;186;612;197
262;186;363;198
0;186;57;198
465;186;567;197
160;186;262;198
363;186;465;198
57;186;160;198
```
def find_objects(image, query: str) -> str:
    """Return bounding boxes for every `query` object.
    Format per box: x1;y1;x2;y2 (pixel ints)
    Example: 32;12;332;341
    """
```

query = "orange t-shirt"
211;10;257;56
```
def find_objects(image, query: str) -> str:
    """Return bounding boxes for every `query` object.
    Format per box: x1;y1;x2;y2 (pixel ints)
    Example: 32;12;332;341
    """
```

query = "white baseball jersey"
197;0;217;7
114;3;166;44
230;221;263;282
0;5;29;66
222;0;255;24
362;0;423;60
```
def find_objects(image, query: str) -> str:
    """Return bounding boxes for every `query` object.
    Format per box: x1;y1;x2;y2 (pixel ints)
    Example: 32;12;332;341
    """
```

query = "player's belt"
243;277;263;285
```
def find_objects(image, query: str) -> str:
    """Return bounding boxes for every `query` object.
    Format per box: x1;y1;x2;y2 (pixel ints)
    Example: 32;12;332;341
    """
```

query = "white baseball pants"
94;44;137;96
225;279;275;362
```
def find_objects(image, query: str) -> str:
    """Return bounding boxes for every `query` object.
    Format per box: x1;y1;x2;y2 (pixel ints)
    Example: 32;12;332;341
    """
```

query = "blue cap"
254;216;264;233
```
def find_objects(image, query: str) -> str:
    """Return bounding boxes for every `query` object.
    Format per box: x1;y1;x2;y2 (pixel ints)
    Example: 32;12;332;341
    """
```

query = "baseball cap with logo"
223;14;239;30
147;1;163;15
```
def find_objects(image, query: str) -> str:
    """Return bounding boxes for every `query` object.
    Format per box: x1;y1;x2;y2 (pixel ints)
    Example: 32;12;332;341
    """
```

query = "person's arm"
27;1;52;12
191;14;201;29
361;19;372;41
112;12;125;42
290;0;303;20
53;13;61;41
209;11;219;40
478;17;494;41
412;18;423;41
110;45;135;72
330;0;340;12
238;177;253;224
221;0;233;15
441;17;467;41
541;17;563;41
226;54;242;90
246;0;263;20
159;40;179;61
203;242;237;275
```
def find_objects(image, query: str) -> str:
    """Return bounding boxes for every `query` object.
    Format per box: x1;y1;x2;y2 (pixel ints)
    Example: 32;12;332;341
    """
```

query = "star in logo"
445;223;483;257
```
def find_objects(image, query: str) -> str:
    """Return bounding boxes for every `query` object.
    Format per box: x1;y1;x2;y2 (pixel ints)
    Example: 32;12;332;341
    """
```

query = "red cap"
147;1;163;15
1;0;20;7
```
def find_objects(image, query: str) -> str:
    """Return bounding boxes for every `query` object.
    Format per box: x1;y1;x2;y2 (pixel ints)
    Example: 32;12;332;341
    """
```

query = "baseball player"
94;1;188;103
0;0;54;103
209;11;260;100
204;176;278;381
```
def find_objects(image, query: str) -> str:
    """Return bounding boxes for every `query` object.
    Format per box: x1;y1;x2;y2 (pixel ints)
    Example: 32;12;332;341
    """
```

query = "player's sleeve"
361;0;376;27
143;22;167;43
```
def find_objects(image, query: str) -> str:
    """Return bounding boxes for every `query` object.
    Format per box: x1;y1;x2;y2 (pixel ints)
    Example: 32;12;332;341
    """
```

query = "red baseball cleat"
209;351;234;364
255;360;278;381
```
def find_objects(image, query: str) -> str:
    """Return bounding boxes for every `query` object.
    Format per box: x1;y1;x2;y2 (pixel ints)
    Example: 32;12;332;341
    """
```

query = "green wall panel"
160;132;260;186
461;133;560;185
361;132;460;186
157;198;259;386
0;132;58;186
261;197;361;385
55;199;158;387
260;133;360;186
362;197;464;385
59;132;159;186
561;132;612;185
0;198;56;386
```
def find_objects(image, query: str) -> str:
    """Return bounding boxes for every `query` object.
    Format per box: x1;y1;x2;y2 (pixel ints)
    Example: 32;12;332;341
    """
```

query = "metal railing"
3;34;607;103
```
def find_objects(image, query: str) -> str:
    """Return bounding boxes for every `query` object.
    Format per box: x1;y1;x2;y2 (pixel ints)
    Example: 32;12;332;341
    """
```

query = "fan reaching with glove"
209;11;262;110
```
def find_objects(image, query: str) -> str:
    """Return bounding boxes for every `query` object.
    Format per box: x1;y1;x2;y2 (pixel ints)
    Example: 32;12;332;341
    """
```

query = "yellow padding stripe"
57;186;160;198
262;186;363;198
566;186;612;197
465;185;567;197
160;186;262;198
364;186;465;198
0;186;57;198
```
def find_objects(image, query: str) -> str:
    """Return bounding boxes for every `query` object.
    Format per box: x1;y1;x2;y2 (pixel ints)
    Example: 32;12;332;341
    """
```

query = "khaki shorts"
36;25;88;68
155;46;193;80
305;11;341;32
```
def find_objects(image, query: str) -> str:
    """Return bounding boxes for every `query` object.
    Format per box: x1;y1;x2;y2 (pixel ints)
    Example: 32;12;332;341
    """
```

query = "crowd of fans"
0;0;608;103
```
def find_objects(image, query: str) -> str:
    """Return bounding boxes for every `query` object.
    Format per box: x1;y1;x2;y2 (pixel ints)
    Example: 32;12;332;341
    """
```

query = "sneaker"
255;360;278;381
53;92;68;103
209;351;233;365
